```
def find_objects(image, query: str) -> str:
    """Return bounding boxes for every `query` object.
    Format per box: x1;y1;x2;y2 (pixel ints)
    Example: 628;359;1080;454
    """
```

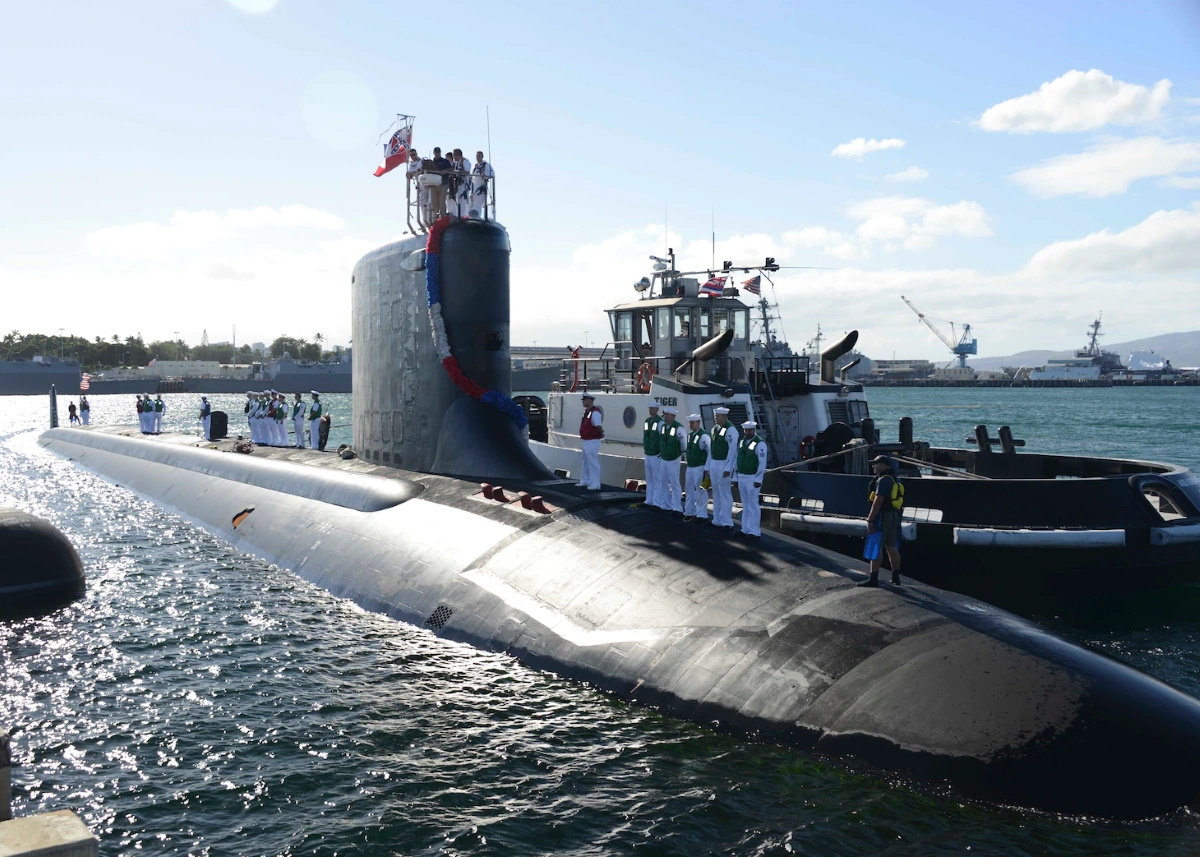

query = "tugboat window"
656;308;670;340
616;313;632;344
699;309;711;340
712;308;729;335
623;406;636;428
674;308;691;338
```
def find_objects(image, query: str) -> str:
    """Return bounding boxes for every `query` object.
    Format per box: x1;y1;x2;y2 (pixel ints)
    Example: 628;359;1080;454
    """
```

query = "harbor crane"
900;295;977;368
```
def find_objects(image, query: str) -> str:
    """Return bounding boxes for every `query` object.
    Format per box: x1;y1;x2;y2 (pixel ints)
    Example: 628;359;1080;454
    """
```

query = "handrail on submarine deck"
405;173;495;235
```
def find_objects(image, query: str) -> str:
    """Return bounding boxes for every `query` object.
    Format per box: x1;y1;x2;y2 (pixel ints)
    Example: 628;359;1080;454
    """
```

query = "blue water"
4;389;1200;855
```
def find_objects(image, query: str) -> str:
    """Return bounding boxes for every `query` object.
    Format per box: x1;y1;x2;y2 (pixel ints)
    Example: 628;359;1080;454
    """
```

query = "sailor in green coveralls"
307;391;323;451
736;420;768;538
683;413;711;521
657;405;684;514
641;403;663;509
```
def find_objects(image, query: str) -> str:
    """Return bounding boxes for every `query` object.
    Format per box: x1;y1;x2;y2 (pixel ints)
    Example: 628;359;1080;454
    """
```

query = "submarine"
38;215;1200;819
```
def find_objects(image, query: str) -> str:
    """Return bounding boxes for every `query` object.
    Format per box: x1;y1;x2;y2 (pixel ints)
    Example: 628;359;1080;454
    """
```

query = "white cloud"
778;196;991;259
1162;175;1200;189
884;166;929;183
1025;203;1200;277
1011;137;1200;198
979;69;1171;133
831;137;905;160
86;205;346;262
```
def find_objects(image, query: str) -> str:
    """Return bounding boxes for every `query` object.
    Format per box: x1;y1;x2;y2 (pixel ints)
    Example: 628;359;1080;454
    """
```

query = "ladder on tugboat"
749;394;778;466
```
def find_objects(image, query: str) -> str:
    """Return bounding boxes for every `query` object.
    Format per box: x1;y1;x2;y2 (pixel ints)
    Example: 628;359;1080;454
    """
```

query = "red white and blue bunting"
425;216;528;428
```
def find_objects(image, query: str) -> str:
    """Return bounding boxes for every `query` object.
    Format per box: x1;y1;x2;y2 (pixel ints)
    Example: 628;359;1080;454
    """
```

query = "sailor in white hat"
657;405;685;514
199;396;212;440
248;393;262;444
641;403;664;509
577;392;604;490
683;414;711;521
735;419;768;538
142;394;154;434
291;391;307;448
307;391;323;451
709;406;740;529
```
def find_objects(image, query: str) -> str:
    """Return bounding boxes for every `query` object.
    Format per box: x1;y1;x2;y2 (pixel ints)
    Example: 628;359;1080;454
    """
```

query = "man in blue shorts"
858;455;904;587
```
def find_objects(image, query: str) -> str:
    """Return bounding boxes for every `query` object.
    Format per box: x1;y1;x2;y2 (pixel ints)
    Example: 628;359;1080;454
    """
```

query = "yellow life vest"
868;475;905;511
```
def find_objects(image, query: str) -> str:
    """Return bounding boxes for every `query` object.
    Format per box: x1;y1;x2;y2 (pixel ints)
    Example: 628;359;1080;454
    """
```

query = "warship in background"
0;356;81;396
1021;316;1125;382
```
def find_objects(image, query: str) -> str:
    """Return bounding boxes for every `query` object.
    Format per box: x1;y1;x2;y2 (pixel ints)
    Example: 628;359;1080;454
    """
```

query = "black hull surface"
37;424;1200;819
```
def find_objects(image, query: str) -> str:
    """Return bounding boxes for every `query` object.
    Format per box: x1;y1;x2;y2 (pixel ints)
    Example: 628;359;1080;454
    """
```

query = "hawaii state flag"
742;275;761;295
700;275;726;297
80;373;90;392
373;125;412;178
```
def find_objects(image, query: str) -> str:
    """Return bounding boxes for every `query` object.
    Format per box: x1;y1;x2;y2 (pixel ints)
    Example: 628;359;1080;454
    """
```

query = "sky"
2;0;1199;363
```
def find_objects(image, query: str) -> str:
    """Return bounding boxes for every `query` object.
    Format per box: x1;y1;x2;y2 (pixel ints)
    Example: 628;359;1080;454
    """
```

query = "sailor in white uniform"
577;393;603;490
657;405;685;514
79;395;90;425
708;406;739;528
470;151;494;218
199;396;212;440
153;394;165;434
307;392;323;451
735;420;769;538
641;404;664;509
292;392;306;448
683;414;711;521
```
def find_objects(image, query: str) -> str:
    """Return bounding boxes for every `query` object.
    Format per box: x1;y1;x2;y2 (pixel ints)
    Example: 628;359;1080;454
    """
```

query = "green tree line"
2;330;337;371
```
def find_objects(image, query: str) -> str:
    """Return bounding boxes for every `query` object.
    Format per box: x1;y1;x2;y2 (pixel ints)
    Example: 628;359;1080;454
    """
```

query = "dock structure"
0;731;99;857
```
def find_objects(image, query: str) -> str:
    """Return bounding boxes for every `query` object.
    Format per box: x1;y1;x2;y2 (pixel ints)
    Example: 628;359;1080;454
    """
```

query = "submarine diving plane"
39;213;1200;820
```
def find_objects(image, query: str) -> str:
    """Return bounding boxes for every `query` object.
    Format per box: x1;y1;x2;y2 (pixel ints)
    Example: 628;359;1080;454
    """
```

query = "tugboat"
526;255;1200;614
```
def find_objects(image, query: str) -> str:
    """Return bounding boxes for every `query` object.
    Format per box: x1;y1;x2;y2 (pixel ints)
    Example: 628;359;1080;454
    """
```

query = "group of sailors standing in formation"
226;390;327;450
134;394;166;434
577;395;769;538
408;147;494;224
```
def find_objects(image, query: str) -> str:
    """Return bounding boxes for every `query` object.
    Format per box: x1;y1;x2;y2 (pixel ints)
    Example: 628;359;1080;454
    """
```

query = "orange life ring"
636;362;655;393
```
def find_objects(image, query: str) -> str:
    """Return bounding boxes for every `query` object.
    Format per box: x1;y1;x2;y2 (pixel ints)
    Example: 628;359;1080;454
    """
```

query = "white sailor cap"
662;405;678;414
311;390;320;396
581;392;595;400
742;420;757;428
687;413;701;422
714;406;730;414
647;402;660;409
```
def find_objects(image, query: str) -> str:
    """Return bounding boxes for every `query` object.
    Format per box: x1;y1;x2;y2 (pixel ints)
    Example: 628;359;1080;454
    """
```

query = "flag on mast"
742;275;761;295
373;123;413;178
700;275;726;297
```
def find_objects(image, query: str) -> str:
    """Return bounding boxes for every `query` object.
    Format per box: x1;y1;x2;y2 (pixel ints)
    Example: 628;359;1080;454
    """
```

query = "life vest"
710;423;736;460
136;399;143;414
154;399;164;412
580;405;604;440
685;429;709;467
642;415;662;455
868;474;905;511
292;402;304;419
659;421;683;461
310;401;323;419
200;402;211;417
736;436;762;475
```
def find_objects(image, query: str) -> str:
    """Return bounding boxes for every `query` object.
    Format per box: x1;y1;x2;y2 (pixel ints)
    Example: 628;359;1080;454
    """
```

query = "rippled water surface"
5;390;1200;855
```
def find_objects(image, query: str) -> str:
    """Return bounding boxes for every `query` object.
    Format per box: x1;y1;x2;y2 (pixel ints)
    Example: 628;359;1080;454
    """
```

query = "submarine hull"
34;216;1200;818
38;424;1200;819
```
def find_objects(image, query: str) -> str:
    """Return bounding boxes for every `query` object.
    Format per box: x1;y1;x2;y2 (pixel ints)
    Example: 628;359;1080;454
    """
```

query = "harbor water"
4;389;1200;855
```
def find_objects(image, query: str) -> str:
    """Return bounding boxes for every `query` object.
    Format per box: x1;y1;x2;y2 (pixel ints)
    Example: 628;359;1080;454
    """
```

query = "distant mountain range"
968;330;1200;372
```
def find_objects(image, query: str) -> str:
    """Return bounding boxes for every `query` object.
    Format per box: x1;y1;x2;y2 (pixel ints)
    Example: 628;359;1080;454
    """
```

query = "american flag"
700;275;726;297
80;373;90;392
742;275;761;295
373;124;413;178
